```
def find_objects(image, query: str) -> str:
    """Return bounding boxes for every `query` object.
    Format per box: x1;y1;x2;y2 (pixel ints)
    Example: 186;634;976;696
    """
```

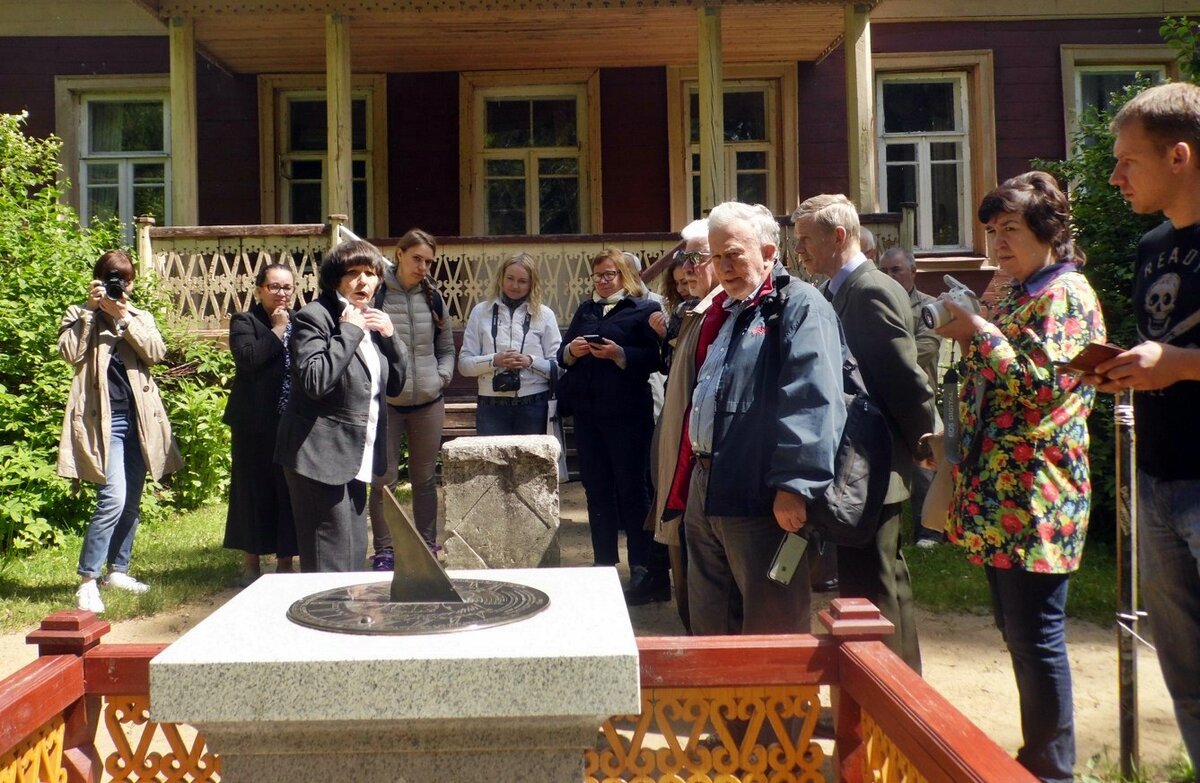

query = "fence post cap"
327;214;349;223
817;598;895;639
134;215;157;225
26;610;111;657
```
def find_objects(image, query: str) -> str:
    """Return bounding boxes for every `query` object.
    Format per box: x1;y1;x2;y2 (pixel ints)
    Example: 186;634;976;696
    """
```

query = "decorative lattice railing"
2;601;1036;783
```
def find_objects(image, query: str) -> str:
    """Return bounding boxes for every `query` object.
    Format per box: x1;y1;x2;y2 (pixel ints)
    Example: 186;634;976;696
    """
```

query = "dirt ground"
0;480;1185;773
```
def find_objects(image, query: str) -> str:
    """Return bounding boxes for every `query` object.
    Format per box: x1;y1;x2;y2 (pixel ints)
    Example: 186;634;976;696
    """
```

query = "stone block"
439;435;561;569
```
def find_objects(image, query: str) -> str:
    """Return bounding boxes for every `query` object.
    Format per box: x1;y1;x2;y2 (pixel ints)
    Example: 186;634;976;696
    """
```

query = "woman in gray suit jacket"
275;240;407;572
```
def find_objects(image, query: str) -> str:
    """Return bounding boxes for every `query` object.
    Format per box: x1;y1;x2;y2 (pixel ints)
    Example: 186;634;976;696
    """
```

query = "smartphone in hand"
583;334;606;345
767;532;809;585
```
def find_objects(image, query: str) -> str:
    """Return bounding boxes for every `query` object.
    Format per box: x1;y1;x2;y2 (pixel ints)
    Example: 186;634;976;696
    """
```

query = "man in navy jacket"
684;201;846;635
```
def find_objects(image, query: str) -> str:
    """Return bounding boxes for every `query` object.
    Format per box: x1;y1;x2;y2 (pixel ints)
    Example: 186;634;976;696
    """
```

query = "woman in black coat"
223;263;299;584
274;240;407;573
560;249;667;601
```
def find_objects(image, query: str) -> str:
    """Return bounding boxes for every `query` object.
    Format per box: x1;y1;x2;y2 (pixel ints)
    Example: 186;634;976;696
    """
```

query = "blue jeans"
986;566;1074;783
77;410;147;579
1138;471;1200;775
474;397;549;436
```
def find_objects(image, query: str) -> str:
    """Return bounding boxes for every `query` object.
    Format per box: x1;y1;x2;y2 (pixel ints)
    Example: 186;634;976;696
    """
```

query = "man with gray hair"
684;201;846;635
859;226;878;262
792;193;935;672
879;246;944;549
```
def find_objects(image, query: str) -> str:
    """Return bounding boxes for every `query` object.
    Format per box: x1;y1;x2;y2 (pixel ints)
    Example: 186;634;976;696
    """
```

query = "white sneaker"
103;571;150;594
76;580;105;613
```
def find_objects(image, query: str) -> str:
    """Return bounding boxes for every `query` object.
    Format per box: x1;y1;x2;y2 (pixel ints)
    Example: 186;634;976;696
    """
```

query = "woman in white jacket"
459;252;561;435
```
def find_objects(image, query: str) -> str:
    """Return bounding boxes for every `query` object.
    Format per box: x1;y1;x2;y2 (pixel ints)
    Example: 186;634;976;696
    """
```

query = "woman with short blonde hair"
459;252;562;435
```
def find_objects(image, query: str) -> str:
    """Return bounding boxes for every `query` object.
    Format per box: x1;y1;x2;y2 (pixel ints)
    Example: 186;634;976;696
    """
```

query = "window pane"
352;99;367;151
1080;70;1162;115
289;160;323;180
485;100;530;149
352;159;366;178
288;99;328;152
736;151;767;169
539;177;580;234
538;157;578;176
885;144;917;162
88;186;119;222
486;158;525;177
352;180;367;236
691;153;700;172
930;162;962;246
486;179;526;235
736;172;768;205
290;182;323;224
133;163;164;184
86;162;119;185
692;174;700;218
89;101;163;153
532;100;577;147
725;92;766;141
883;81;957;133
689;93;700;143
930;142;961;162
133;185;165;222
885;163;918;243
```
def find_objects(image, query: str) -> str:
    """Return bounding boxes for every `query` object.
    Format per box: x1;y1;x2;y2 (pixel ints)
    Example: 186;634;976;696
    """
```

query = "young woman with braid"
367;229;456;569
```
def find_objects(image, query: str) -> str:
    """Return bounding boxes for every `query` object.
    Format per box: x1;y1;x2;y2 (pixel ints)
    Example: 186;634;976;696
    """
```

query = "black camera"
103;271;128;300
492;369;522;393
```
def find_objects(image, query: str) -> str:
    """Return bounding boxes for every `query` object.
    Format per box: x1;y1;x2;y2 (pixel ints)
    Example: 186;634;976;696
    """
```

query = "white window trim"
683;80;777;221
873;51;996;257
1060;44;1179;151
876;71;972;252
257;74;388;236
666;64;797;228
78;94;172;234
459;69;601;236
54;75;171;222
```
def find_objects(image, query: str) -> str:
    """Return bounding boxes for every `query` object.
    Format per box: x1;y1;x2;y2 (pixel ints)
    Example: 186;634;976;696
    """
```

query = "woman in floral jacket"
935;171;1105;783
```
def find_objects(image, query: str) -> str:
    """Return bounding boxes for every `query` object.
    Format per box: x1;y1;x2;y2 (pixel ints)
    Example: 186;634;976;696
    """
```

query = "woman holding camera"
58;251;182;613
934;171;1105;783
458;252;561;435
560;249;667;599
223;263;299;584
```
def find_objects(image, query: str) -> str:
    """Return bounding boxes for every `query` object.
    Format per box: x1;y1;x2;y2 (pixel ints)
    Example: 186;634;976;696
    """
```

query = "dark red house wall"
0;36;259;225
797;17;1166;201
387;71;460;237
600;68;670;232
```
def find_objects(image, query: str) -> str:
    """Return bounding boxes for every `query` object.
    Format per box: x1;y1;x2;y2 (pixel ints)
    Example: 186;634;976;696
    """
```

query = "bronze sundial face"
287;578;550;635
286;486;550;635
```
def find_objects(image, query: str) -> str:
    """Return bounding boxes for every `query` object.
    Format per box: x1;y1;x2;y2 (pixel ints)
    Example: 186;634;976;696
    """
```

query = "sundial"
287;486;550;635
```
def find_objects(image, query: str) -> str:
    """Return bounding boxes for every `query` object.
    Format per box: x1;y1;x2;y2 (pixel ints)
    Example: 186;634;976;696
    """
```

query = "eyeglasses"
591;271;620;283
679;251;712;267
264;283;295;294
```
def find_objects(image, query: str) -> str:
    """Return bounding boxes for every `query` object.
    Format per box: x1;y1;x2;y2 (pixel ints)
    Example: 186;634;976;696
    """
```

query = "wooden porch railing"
1;600;1034;783
135;211;912;336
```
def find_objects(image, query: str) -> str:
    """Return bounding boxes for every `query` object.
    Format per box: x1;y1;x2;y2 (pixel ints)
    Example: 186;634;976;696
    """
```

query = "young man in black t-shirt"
1096;82;1200;778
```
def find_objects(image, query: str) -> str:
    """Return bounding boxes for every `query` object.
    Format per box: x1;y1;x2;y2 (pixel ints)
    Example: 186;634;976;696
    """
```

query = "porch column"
844;4;877;213
698;5;724;214
168;17;199;226
326;13;353;228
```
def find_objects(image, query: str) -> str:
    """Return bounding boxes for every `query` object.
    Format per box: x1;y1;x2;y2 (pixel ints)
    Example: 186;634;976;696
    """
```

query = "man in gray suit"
879;246;944;548
791;194;936;672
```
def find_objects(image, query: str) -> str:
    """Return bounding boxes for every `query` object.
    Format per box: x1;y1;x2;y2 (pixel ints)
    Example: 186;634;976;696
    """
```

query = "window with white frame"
876;73;971;251
276;92;372;237
1077;65;1166;118
79;96;170;243
685;82;777;219
474;85;588;235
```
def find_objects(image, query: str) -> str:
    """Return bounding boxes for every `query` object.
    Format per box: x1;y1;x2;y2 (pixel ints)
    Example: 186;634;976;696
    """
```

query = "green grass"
1079;746;1196;783
904;538;1119;627
0;503;240;632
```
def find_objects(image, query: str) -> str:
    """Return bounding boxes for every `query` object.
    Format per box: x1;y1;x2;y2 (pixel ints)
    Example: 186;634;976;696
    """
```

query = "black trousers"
284;469;368;573
572;408;664;571
837;503;922;673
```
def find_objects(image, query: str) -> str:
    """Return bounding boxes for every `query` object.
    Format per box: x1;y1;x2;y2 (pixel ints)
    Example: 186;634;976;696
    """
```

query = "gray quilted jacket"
378;263;455;406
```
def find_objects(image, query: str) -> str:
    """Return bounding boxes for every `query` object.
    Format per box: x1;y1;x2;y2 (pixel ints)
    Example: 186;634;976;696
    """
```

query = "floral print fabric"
948;269;1106;573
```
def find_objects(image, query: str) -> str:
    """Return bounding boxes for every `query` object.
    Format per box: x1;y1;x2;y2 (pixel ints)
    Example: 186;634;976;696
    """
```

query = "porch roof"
130;0;874;73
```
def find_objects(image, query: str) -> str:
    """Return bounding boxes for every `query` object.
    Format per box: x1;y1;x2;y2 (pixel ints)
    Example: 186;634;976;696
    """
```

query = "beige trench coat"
56;304;183;485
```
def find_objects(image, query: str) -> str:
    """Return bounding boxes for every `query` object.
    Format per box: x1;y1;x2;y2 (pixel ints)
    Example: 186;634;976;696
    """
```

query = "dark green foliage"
0;112;234;552
1162;16;1200;83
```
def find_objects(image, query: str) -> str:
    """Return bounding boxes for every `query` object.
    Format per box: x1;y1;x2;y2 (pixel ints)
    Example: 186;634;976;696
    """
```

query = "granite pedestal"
150;568;639;782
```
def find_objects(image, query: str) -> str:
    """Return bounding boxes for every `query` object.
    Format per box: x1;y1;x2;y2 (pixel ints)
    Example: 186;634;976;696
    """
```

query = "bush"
0;112;234;552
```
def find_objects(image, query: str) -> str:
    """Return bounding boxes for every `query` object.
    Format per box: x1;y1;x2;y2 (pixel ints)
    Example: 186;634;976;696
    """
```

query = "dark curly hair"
977;171;1086;267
